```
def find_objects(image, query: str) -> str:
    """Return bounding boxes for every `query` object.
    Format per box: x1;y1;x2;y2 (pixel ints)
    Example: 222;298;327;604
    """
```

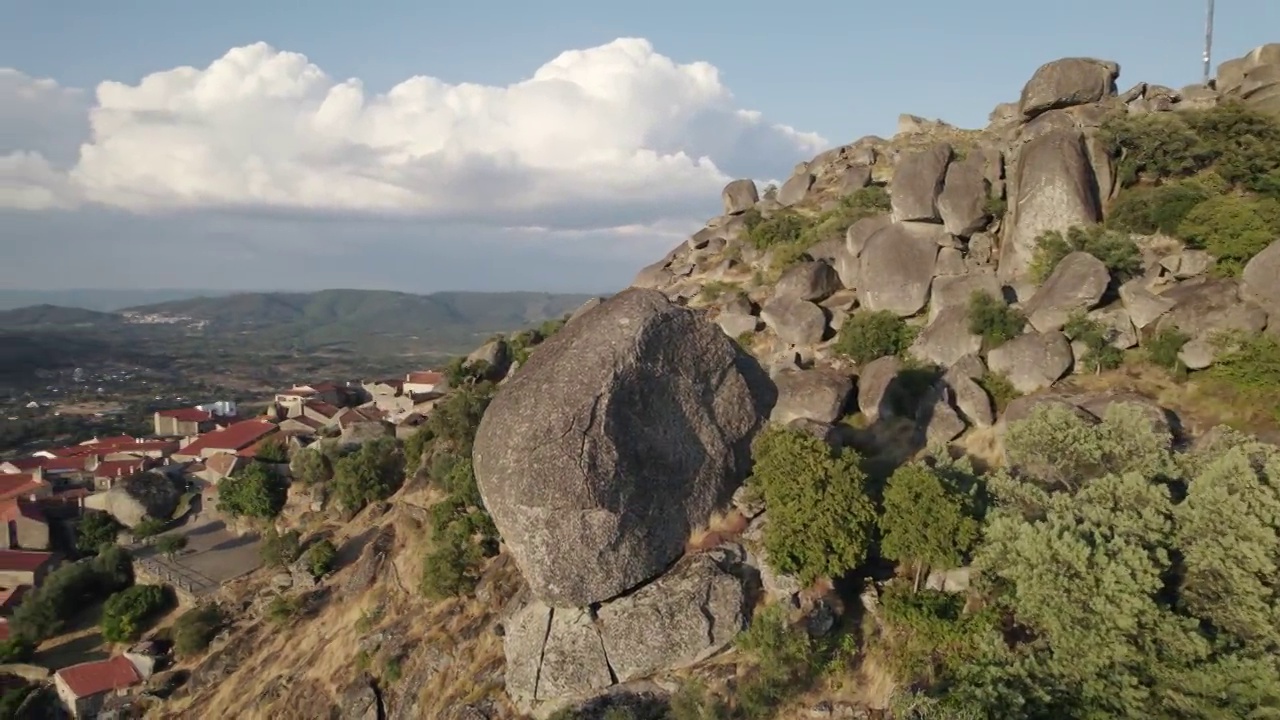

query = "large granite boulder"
1242;240;1280;317
83;472;181;528
1018;57;1120;119
987;331;1074;394
770;368;853;425
473;289;775;607
909;306;984;368
938;150;994;237
760;296;828;346
774;261;841;302
722;179;759;215
999;128;1102;280
1023;251;1110;332
857;222;943;317
890;143;952;222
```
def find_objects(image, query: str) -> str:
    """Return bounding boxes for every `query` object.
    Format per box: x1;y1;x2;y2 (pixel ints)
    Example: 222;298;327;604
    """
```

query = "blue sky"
2;0;1278;293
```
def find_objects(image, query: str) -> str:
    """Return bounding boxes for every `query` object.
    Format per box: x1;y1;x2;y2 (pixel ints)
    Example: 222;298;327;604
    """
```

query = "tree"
217;461;288;519
100;584;170;643
253;437;289;463
75;511;121;554
131;517;166;540
302;538;337;578
331;436;404;512
290;444;334;485
156;534;187;559
420;522;483;599
881;462;981;591
748;425;876;584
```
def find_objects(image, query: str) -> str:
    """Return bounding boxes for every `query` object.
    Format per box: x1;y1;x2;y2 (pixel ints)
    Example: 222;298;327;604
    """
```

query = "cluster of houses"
0;370;447;717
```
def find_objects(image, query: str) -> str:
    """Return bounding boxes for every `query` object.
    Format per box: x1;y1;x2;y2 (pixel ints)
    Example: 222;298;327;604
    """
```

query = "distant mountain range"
0;289;237;312
0;289;602;356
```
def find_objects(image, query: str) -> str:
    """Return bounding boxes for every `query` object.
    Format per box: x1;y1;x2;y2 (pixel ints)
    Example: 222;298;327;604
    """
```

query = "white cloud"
1;38;826;231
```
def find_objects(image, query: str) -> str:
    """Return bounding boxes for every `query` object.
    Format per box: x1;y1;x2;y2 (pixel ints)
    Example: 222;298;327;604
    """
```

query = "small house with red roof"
0;549;56;587
403;370;445;395
0;473;51;503
89;457;153;491
0;499;49;550
153;407;216;437
0;457;44;475
54;655;145;718
172;420;278;463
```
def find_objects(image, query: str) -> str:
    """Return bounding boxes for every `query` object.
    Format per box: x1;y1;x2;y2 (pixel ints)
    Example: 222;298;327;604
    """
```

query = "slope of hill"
120;289;599;351
0;304;122;329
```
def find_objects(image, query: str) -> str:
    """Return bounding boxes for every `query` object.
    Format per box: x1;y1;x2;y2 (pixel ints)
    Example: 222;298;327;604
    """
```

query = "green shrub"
1099;112;1212;186
156;534;188;558
75;511;121;554
966;291;1024;349
331;436;404;512
267;595;301;624
290;446;334;485
877;585;999;686
100;584;171;643
748;425;876;584
218;461;289;519
132;517;166;540
420;522;484;600
744;210;806;250
743;186;890;271
735;604;819;719
698;281;737;302
1208;332;1280;394
1182;102;1280;193
302;538;337;578
1063;311;1124;373
983;191;1007;219
173;604;224;657
261;527;302;567
880;463;982;589
1106;180;1212;236
1177;194;1280;275
1147;327;1190;372
835;311;917;365
1028;225;1143;283
975;371;1020;413
253;437;289;463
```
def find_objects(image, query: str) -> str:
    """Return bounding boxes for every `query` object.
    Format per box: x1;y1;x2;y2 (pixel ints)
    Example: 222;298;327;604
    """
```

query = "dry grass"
686;509;750;554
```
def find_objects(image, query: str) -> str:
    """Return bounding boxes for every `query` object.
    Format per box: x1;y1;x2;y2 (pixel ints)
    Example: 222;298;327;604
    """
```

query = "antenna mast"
1203;0;1216;85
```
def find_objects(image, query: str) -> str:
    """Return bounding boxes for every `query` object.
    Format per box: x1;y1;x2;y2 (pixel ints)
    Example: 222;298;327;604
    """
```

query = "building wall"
11;515;48;548
0;567;39;587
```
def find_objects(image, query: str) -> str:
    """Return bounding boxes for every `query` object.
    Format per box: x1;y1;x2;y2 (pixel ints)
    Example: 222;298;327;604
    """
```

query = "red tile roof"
406;371;444;385
102;441;177;455
39;456;90;473
177;420;277;456
277;388;316;398
311;381;340;392
93;459;147;479
283;415;324;431
81;435;140;447
0;550;54;573
303;400;340;418
337;407;386;426
156;408;213;423
0;474;48;500
56;655;142;699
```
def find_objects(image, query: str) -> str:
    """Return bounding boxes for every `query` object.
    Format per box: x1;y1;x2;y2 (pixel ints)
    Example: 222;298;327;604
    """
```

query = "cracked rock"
473;288;777;607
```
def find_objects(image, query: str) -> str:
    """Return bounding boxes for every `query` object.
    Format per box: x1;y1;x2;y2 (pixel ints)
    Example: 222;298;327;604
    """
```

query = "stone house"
0;549;55;587
172;420;278;462
403;370;444;396
153;408;217;437
0;499;49;550
54;655;144;718
278;415;325;436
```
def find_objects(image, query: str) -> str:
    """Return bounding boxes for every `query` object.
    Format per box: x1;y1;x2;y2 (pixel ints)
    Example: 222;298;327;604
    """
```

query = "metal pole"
1203;0;1216;85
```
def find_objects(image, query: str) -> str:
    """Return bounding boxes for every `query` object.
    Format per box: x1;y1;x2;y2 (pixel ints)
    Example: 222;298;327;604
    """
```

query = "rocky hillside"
143;44;1280;720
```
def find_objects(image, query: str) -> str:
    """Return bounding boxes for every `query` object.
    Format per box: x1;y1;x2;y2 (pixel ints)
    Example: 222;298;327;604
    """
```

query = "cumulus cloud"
2;39;825;229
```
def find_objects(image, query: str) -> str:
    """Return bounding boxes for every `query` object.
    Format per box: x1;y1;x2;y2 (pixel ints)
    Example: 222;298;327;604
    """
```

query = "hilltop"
51;42;1280;720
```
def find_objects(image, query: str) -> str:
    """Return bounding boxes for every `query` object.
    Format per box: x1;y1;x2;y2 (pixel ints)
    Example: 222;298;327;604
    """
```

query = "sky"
3;0;1279;295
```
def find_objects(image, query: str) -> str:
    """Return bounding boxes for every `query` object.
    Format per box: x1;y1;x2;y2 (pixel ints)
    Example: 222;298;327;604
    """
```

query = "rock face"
857;223;942;316
987;331;1074;394
83;472;180;528
761;297;828;346
1242;240;1280;316
1023;251;1110;332
721;179;759;215
473;289;775;607
1000;128;1101;280
770;368;853;425
890;143;952;222
504;547;752;710
938;150;993;236
1018;57;1119;118
774;261;840;302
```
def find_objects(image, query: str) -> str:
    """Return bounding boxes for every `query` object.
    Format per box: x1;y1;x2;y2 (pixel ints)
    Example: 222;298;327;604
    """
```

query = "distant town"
0;367;447;716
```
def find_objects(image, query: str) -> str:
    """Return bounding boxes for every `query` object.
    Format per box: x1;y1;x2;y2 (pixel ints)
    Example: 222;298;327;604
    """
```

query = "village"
0;368;448;717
